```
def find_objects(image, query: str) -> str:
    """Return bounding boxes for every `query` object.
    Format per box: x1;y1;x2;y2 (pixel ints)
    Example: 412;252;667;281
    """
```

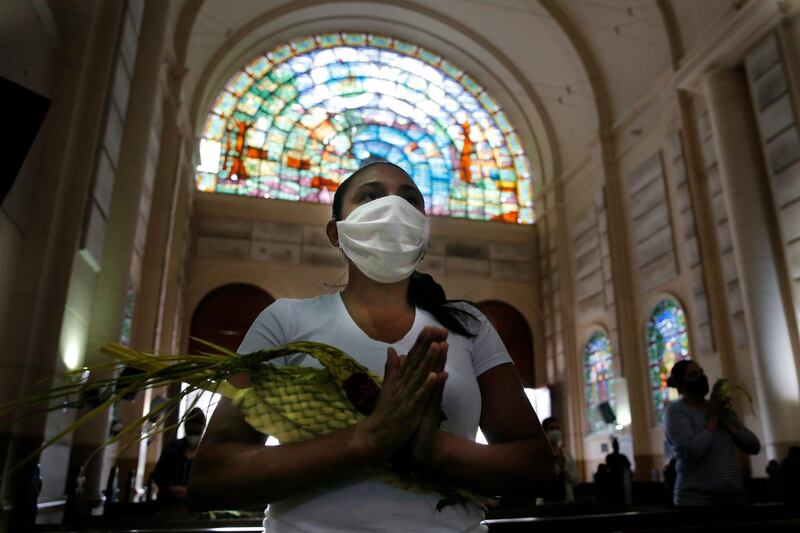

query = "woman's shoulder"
442;300;486;324
665;399;693;419
260;293;338;317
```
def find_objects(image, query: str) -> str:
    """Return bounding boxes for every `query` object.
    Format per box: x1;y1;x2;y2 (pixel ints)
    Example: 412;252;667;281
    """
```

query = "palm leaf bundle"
1;340;494;510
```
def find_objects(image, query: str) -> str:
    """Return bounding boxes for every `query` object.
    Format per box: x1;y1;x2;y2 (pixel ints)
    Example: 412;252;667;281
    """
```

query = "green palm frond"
1;340;494;509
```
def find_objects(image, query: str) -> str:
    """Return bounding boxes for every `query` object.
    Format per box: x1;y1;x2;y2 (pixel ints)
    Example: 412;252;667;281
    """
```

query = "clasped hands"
355;326;450;467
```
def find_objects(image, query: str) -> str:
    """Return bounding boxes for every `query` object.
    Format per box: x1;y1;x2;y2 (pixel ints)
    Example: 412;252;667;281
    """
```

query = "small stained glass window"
196;33;536;224
647;299;690;424
583;330;616;433
119;284;135;347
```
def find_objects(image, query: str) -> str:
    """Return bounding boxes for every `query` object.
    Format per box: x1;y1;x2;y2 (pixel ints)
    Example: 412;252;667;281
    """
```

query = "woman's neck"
341;265;412;312
683;394;706;407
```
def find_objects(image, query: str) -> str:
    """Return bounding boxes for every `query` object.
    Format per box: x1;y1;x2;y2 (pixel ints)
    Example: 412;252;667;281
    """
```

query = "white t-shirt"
237;292;513;532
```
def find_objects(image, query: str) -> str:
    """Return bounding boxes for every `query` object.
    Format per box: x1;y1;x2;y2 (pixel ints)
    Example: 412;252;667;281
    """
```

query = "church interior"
2;0;800;531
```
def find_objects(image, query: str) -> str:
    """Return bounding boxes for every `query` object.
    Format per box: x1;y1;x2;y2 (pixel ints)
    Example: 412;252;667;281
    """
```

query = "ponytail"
407;271;478;338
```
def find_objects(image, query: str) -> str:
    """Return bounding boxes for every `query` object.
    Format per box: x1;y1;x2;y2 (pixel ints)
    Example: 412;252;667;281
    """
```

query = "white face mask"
547;429;562;444
336;194;430;284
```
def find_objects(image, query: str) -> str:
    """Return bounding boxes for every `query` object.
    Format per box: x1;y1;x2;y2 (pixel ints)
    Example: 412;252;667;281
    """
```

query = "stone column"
600;129;656;480
126;63;189;493
65;0;171;512
553;181;585;469
704;67;800;458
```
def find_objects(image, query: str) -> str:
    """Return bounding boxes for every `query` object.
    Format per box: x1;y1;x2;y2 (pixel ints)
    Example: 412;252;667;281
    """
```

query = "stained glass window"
583;330;616;433
119;284;135;346
196;32;535;224
647;299;690;424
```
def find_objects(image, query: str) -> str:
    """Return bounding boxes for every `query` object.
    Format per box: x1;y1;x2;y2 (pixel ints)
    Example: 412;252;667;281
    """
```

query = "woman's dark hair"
185;407;207;427
332;161;478;338
541;417;559;431
666;360;692;389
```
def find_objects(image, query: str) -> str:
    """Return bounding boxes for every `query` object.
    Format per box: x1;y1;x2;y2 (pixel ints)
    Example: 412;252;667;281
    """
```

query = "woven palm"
225;342;375;444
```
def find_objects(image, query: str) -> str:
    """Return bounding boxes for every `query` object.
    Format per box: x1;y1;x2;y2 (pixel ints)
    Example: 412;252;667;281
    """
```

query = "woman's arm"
722;413;761;454
188;327;449;509
411;363;556;496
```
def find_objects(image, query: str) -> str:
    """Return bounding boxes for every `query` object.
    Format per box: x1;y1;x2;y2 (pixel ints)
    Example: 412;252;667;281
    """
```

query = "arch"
476;300;534;387
188;283;274;353
582;328;616;434
646;297;691;425
180;1;561;189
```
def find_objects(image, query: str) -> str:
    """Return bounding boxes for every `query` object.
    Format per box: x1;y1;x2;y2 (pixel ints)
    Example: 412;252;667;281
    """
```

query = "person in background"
664;360;760;506
605;437;633;505
542;416;578;502
780;446;800;504
152;407;206;512
663;457;678;507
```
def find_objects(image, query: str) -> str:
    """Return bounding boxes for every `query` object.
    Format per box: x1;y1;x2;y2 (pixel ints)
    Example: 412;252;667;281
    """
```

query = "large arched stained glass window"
583;330;616;433
196;33;535;224
647;299;690;424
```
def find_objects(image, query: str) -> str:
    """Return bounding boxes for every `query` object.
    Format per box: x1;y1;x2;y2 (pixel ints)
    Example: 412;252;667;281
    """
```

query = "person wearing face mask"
664;360;760;506
189;160;556;532
152;407;206;512
541;417;578;502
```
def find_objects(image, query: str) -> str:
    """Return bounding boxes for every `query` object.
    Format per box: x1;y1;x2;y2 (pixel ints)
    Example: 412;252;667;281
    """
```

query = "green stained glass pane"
256;76;278;94
495;111;513;133
203;114;226;141
461;75;481;96
245;56;271;78
393;40;417;55
292;36;315;54
225;72;253;96
213;91;238;116
368;34;391;48
318;33;342;47
440;60;463;80
269;45;292;63
342;33;367;45
507;133;523;155
236;93;262;116
479;92;500;113
418;48;441;66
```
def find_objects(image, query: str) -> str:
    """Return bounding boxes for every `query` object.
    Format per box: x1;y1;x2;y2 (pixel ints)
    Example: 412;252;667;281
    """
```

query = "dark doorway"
189;283;274;354
477;300;535;387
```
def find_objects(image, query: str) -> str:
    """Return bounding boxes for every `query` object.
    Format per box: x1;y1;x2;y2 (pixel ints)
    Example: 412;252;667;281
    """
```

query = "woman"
664;360;760;506
188;161;555;531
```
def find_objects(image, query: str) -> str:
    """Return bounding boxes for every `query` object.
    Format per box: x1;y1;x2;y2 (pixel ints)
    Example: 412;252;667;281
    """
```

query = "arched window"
583;330;615;433
647;299;690;424
196;32;535;224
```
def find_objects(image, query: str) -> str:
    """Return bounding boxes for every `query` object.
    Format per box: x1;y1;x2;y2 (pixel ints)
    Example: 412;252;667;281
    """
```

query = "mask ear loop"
319;217;348;292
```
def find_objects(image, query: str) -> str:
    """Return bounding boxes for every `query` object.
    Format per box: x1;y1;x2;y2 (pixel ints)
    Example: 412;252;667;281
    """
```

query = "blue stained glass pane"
198;33;536;223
